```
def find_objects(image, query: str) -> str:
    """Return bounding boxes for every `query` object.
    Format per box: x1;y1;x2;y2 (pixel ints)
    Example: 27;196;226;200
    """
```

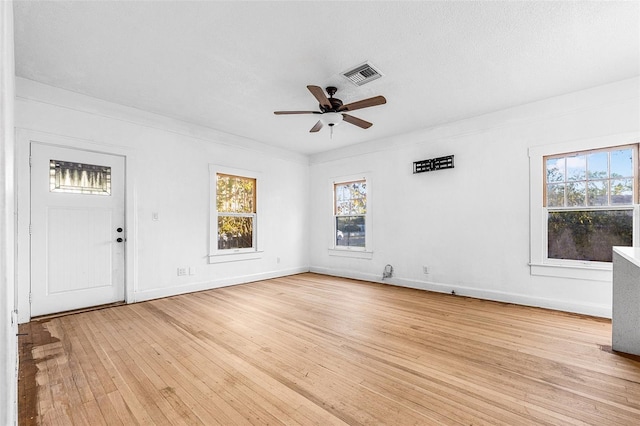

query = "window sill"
529;262;612;282
328;248;373;259
208;250;263;264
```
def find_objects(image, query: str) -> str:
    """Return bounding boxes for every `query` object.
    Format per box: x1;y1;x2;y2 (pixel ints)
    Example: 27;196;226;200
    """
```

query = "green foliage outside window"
545;147;635;262
548;210;633;262
216;174;255;250
216;174;255;213
335;180;366;247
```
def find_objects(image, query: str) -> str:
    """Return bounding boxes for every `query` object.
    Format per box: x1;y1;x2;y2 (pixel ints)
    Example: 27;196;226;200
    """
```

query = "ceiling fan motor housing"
320;86;343;113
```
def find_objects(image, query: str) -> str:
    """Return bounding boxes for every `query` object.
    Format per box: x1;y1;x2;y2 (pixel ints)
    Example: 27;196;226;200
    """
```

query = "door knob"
117;227;123;232
116;238;124;243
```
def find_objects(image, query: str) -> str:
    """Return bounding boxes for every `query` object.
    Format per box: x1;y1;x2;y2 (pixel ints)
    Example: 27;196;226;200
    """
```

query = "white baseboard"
133;267;309;302
309;266;611;318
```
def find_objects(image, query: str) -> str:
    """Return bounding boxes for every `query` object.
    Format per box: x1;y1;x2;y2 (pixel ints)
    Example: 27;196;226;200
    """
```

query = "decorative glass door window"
49;160;112;195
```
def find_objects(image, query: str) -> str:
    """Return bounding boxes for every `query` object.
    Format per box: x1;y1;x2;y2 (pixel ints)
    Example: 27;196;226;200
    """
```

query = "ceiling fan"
274;85;386;133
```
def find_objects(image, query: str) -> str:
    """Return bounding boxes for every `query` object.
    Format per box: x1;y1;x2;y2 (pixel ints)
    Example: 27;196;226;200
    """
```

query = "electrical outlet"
177;267;187;276
188;267;196;275
276;257;281;264
423;266;429;274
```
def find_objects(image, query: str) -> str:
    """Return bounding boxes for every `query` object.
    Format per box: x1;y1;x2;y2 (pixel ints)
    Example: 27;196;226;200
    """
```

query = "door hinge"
29;293;32;303
29;223;32;235
29;156;32;167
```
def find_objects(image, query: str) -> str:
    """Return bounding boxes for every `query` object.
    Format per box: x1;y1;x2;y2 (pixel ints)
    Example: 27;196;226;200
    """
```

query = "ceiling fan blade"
274;111;320;115
342;114;373;129
338;95;386;112
307;85;332;110
309;120;323;133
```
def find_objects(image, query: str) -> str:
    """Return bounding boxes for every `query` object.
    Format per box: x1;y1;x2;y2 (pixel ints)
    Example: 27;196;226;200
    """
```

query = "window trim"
529;133;640;280
209;165;263;264
329;173;372;258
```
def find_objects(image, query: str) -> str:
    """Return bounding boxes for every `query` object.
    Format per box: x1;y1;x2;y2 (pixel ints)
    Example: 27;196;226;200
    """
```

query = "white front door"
30;143;126;316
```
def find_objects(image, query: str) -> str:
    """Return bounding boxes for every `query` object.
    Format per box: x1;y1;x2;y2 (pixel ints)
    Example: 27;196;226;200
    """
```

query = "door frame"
16;129;137;323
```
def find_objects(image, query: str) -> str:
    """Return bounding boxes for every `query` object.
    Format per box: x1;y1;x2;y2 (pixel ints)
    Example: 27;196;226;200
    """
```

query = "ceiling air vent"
342;62;383;86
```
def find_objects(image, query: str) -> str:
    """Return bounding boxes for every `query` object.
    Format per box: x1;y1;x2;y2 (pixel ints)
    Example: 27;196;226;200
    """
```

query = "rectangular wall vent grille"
342;63;383;86
413;155;455;174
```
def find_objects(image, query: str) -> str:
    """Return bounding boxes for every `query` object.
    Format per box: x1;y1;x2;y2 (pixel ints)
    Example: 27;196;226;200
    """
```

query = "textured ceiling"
13;1;640;155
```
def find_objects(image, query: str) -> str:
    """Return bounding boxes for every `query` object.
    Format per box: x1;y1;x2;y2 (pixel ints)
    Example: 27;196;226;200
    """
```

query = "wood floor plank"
105;390;140;425
18;272;640;425
208;288;560;424
79;312;158;425
110;306;254;425
140;301;312;425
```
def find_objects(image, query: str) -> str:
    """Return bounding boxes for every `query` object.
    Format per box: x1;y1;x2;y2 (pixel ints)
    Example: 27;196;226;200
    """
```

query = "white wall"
12;73;640;323
309;77;640;318
1;2;17;424
15;78;309;323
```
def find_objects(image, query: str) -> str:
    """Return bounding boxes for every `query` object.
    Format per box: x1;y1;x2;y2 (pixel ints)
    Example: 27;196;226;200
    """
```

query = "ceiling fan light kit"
274;85;386;134
320;112;343;127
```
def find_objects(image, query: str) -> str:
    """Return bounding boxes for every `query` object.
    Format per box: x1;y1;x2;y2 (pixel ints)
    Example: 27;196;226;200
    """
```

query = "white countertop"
613;247;640;268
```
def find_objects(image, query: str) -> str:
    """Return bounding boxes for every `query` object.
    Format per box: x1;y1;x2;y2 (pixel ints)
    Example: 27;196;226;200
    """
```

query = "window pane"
587;181;608;206
336;216;365;247
335;185;348;202
566;181;586;206
611;178;633;205
218;216;253;249
566;155;586;181
216;174;255;213
587;152;608;180
50;160;111;195
611;149;633;178
546;158;565;183
335;201;352;216
547;184;564;207
334;181;366;215
548;210;633;262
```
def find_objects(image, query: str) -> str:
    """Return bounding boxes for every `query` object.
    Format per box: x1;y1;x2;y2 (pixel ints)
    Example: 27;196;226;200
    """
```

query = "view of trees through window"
334;180;366;248
548;210;632;261
545;146;635;262
216;174;255;250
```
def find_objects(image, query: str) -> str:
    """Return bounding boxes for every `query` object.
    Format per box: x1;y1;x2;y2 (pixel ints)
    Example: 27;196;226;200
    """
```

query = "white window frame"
209;165;263;263
529;133;639;281
329;173;373;259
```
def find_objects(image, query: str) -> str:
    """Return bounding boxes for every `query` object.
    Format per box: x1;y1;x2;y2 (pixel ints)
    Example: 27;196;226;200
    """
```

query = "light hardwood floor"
18;273;640;425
